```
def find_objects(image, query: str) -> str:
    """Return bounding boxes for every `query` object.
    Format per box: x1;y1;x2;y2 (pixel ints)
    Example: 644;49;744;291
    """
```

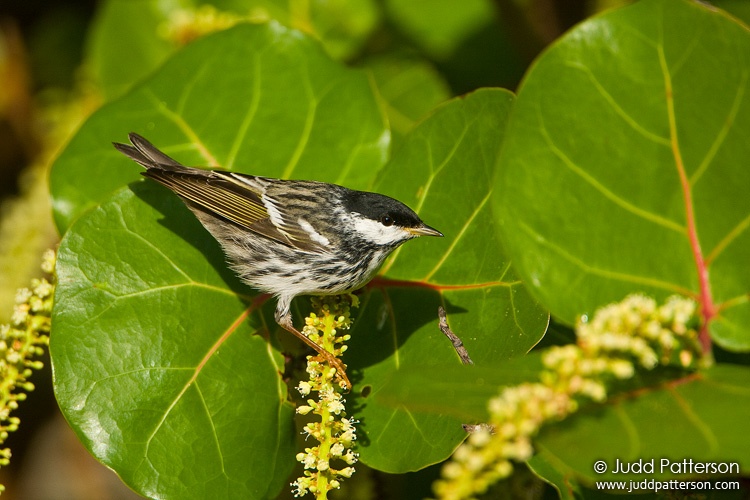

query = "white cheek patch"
297;218;330;246
353;217;410;246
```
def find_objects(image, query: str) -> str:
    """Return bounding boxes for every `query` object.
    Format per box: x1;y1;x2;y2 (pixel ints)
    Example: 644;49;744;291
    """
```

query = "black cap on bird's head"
341;190;443;239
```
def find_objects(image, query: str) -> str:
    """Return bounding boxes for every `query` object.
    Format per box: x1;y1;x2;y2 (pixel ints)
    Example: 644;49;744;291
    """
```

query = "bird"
113;133;442;389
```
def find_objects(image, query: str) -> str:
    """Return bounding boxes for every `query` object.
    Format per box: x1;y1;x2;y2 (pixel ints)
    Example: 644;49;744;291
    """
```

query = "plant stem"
313;309;337;500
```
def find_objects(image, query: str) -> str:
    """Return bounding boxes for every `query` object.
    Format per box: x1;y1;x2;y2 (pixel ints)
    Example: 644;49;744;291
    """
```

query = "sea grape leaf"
712;0;750;26
51;23;386;498
493;0;750;490
51;184;296;499
346;88;549;472
85;0;177;100
373;354;546;423
86;0;379;100
495;0;750;350
360;53;452;143
383;0;494;60
52;22;388;232
305;0;380;60
533;364;750;486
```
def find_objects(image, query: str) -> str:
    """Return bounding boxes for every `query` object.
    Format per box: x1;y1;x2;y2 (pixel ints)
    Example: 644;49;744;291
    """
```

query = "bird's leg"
275;309;351;390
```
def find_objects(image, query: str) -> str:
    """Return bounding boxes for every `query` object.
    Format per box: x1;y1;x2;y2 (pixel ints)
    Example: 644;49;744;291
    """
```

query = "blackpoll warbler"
114;133;442;388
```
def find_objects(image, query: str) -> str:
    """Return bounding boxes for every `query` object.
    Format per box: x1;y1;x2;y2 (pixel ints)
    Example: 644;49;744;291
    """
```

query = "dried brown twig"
438;306;473;365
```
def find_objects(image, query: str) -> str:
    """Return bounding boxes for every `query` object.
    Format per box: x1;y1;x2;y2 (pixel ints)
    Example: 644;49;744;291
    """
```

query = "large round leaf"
360;53;451;144
495;0;750;350
532;364;750;489
52;184;296;499
86;0;380;100
348;88;549;472
51;22;389;232
85;0;175;100
51;22;388;499
384;0;493;60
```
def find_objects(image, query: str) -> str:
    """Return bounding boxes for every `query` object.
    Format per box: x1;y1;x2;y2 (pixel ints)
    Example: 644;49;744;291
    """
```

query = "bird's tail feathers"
113;133;185;171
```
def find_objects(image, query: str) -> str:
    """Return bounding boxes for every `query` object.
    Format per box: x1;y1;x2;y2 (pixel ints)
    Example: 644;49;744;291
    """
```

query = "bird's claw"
316;351;351;391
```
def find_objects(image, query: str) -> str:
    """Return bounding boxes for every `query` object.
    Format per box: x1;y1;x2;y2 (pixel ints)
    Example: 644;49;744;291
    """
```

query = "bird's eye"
380;215;394;227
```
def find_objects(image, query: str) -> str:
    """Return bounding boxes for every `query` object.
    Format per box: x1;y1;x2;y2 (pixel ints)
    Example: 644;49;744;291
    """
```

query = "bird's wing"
144;168;328;254
114;133;329;253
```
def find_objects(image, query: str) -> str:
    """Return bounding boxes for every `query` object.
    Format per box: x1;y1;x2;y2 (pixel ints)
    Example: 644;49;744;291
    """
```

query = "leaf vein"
423;191;491;281
281;62;327;179
142;307;251;459
225;54;262;169
706;212;750;266
691;69;748;185
613;404;641;457
175;62;213;116
144;89;219;165
667;386;719;453
195;382;228;477
518;222;691;295
380;119;473;275
567;62;670;145
538;115;684;233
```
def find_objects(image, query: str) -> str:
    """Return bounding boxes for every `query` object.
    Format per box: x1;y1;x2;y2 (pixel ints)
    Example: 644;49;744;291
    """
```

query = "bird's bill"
407;224;443;237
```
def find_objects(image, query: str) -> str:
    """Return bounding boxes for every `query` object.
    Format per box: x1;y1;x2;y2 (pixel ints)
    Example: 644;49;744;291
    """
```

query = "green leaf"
51;23;386;497
495;0;750;350
373;355;545;423
51;184;296;499
526;454;584;500
85;0;177;100
346;88;549;472
375;361;750;493
712;0;750;26
306;0;380;60
361;53;452;143
52;22;388;232
383;0;494;60
85;0;379;100
533;364;750;485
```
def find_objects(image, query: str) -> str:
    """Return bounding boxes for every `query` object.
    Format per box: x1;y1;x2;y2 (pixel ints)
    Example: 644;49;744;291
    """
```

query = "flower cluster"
0;249;55;488
434;294;702;500
435;383;574;499
576;294;702;369
542;294;703;403
291;295;359;499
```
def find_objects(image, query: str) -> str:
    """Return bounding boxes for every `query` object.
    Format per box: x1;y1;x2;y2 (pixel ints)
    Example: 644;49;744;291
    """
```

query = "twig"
438;306;473;365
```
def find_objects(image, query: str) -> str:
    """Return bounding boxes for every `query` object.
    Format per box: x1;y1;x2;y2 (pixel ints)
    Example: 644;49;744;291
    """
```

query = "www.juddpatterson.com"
592;459;742;494
596;478;742;494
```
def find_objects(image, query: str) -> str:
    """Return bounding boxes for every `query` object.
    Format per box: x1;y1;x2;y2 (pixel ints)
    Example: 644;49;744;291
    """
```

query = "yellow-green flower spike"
0;250;56;491
434;294;702;500
291;294;359;499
